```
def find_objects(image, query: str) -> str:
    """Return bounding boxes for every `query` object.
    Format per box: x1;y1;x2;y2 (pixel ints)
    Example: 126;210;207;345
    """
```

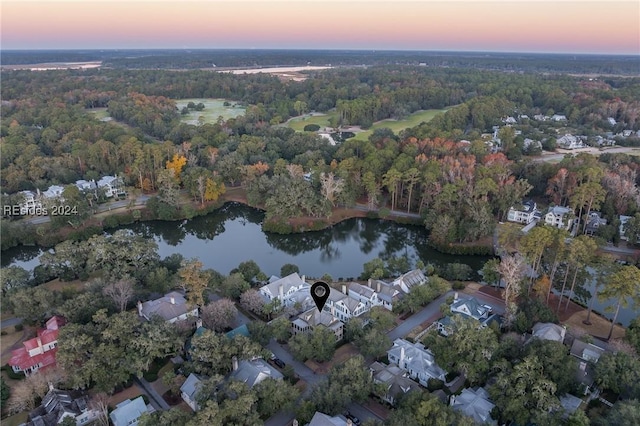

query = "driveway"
387;291;454;341
0;317;23;329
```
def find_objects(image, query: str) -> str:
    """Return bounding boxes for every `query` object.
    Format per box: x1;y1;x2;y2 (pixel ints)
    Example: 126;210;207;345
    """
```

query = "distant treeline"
2;49;639;75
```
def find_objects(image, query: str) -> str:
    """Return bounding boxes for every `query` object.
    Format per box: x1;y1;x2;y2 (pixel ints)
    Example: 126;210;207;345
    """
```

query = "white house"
347;282;383;309
552;114;567;122
450;296;492;320
42;185;65;200
229;357;283;389
391;269;428;294
387;338;446;386
137;291;198;323
308;412;352;426
181;373;203;411
544;206;574;230
507;200;539;224
17;190;43;215
109;396;153;426
557;134;583;150
97;175;125;197
366;279;402;310
259;273;308;305
324;286;369;322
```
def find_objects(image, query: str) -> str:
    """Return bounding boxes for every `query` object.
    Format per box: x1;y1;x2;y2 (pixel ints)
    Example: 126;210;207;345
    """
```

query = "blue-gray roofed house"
180;373;203;412
109;396;152;426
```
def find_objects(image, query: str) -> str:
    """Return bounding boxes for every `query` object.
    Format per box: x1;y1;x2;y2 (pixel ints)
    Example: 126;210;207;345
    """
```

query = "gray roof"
27;388;92;426
392;269;427;293
370;361;420;403
388;338;446;381
570;339;606;363
451;297;490;320
532;322;565;342
261;272;305;297
348;282;376;299
308;412;350;426
109;397;149;426
296;307;341;328
229;358;283;388
140;291;191;321
559;394;583;416
180;373;203;401
450;387;496;425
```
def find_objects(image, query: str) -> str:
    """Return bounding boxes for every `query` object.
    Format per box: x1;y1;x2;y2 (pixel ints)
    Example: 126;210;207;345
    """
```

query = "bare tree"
497;254;525;328
103;278;135;312
239;289;265;314
89;393;111;426
201;298;238;332
6;367;66;415
319;172;344;207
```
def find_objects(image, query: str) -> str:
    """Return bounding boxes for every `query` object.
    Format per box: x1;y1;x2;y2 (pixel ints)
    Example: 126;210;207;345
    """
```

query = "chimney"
232;356;238;371
400;346;405;366
279;284;284;300
48;382;55;392
137;301;143;316
196;318;203;329
368;278;373;288
342;284;347;295
301;275;306;284
170;296;176;305
454;292;458;301
377;281;381;293
331;305;336;316
292;421;299;426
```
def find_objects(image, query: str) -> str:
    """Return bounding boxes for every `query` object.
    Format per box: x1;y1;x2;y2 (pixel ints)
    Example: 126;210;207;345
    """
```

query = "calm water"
2;203;636;326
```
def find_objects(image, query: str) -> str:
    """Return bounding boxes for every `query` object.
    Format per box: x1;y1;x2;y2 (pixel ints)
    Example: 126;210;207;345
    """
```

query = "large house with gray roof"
229;356;283;389
181;373;204;411
109;396;153;426
370;361;421;406
450;387;497;425
292;308;343;341
324;286;368;322
259;273;308;305
25;385;99;426
137;291;198;323
387;338;446;386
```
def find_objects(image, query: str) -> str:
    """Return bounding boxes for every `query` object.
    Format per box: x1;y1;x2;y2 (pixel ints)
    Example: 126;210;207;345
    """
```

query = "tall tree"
103;278;135;312
598;265;640;341
497;254;525;328
178;258;211;307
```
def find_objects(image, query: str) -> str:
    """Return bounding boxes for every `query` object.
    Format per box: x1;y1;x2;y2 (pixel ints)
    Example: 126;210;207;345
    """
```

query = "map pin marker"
310;281;330;312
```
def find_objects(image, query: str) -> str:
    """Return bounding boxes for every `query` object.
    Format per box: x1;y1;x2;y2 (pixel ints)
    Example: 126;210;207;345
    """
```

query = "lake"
1;203;636;326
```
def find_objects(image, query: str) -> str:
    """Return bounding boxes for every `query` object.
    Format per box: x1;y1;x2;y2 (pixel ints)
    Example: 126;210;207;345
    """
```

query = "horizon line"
2;47;639;57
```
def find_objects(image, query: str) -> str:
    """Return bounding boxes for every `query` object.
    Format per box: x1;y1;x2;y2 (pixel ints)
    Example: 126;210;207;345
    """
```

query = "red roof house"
9;316;66;376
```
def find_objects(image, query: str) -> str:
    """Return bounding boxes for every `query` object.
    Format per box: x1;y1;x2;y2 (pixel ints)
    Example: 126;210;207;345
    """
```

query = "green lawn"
285;112;338;132
2;412;28;426
176;98;245;125
87;108;111;120
351;109;447;141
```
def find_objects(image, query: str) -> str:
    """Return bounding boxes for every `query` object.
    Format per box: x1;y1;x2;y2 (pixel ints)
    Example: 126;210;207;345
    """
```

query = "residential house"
523;138;542;152
229;356;283;389
544;206;574;230
607;117;617;126
570;338;607;394
308;412;352;426
369;361;421;406
291;307;343;341
552;114;568;122
17;190;43;215
618;215;639;242
259;273;308;305
109;396;153;426
391;269;428;294
450;387;497;425
533;114;547;121
97;175;125;198
559;394;583;418
9;316;65;376
387;338;446;386
42;185;65;200
25;385;99;426
181;373;203;411
584;212;607;236
557;134;583;149
324;286;369;322
450;295;492;320
367;279;402;311
507;200;539;224
137;291;198;323
531;322;566;343
74;179;97;192
346;282;383;309
502;116;517;124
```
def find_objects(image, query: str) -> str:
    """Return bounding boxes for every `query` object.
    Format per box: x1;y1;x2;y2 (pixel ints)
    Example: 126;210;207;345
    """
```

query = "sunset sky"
2;1;639;54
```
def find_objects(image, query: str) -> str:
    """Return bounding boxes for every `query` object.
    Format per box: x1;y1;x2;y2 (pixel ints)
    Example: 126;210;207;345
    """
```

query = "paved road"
353;203;422;220
387;291;454;341
134;376;170;411
0;317;23;329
